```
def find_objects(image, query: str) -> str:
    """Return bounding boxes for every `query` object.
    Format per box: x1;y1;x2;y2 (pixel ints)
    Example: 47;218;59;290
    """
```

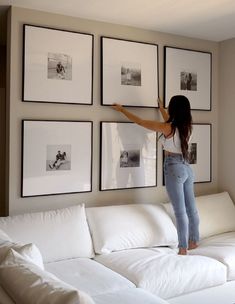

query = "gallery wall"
6;6;219;215
218;39;235;202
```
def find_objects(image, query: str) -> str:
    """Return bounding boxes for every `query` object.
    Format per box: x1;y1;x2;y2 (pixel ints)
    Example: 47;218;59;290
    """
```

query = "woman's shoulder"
161;122;172;137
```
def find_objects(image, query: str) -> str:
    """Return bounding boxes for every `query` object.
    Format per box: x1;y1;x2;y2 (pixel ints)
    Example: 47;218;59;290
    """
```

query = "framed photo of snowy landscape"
23;24;93;104
21;120;92;197
101;37;159;107
100;122;157;191
164;46;212;110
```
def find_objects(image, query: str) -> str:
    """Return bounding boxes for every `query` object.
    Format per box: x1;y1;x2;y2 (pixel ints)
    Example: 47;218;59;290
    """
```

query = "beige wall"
218;39;235;201
7;6;219;215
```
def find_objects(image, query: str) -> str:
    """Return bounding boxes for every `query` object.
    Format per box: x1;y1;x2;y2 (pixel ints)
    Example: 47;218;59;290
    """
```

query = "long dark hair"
167;95;192;160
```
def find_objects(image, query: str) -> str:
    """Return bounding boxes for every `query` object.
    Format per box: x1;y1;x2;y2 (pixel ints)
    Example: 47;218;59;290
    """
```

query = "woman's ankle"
178;248;187;255
188;240;198;250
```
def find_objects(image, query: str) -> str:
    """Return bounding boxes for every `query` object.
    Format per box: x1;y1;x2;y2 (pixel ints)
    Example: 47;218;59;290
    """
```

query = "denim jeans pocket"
166;163;187;183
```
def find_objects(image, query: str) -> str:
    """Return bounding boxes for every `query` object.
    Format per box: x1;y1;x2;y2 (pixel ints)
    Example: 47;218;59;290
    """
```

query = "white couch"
0;192;235;304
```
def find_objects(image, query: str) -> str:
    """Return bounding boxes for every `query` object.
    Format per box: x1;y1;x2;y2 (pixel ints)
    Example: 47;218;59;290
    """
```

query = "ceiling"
1;0;235;42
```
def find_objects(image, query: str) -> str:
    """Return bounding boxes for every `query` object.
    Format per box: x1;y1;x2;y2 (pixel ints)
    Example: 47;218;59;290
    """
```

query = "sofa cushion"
167;281;235;304
95;248;227;299
163;192;235;239
0;204;94;262
0;249;95;304
93;288;169;304
0;229;12;243
0;242;44;270
189;231;235;280
86;204;178;254
45;257;135;296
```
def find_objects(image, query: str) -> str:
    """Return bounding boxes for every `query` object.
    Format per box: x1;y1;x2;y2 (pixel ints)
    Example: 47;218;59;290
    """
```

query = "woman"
112;95;199;255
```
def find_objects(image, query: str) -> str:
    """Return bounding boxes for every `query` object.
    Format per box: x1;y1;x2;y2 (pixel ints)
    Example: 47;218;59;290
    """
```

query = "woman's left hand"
157;98;164;108
112;103;124;112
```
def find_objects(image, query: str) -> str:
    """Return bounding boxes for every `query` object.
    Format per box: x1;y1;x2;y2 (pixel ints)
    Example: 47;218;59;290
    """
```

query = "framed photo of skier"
23;24;93;105
21;120;92;197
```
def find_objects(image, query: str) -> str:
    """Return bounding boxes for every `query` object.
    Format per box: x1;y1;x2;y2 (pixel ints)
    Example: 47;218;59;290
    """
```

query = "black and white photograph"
164;46;211;110
23;24;93;104
46;145;71;171
180;71;197;91
120;150;140;168
189;124;211;182
189;143;197;164
121;62;141;86
100;122;157;191
47;53;72;80
101;37;159;107
22;120;92;197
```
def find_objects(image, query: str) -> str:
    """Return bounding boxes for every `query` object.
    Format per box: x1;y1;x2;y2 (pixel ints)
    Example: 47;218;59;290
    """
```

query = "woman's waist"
164;151;184;161
164;151;188;163
164;151;182;157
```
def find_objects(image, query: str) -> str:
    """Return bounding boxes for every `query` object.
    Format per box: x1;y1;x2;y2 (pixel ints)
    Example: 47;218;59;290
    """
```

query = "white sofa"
0;192;235;304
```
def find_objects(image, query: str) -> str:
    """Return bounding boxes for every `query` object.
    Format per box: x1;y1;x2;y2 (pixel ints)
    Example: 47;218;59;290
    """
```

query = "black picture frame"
101;36;159;107
100;121;157;191
162;123;212;185
23;24;94;105
21;120;93;197
164;46;212;111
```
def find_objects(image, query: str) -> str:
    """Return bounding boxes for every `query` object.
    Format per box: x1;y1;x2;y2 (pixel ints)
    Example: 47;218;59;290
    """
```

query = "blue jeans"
164;155;199;249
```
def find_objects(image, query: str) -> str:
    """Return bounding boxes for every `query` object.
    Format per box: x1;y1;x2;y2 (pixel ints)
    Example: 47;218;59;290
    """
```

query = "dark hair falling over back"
167;95;192;160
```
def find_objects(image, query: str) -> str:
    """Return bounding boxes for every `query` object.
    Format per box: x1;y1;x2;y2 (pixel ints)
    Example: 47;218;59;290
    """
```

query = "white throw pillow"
0;249;95;304
163;192;235;240
79;290;96;304
86;203;178;254
17;243;44;270
0;229;12;243
0;242;44;270
0;204;94;262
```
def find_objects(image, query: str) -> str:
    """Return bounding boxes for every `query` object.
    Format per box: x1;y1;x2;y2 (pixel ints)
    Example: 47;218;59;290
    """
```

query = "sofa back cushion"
0;205;94;262
164;192;235;239
0;229;12;243
0;249;95;304
197;192;235;239
86;203;178;254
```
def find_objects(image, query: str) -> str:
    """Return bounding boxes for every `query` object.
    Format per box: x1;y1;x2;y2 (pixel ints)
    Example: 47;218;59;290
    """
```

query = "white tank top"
160;128;182;154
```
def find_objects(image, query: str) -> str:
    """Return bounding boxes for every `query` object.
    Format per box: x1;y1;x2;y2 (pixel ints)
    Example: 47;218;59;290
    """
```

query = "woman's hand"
157;98;164;108
157;97;169;121
112;103;124;112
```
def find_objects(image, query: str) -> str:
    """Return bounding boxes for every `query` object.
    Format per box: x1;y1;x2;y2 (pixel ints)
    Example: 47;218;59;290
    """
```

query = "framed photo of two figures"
100;122;157;191
164;46;212;111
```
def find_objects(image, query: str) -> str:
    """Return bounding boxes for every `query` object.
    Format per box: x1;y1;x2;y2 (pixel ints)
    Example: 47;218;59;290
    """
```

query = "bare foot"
188;240;198;250
178;248;187;255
